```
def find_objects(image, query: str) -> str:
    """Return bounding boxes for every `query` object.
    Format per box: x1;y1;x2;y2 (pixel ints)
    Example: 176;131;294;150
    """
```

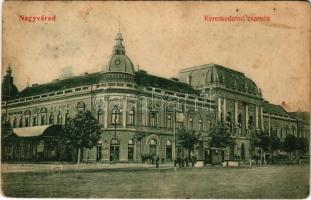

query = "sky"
2;1;310;111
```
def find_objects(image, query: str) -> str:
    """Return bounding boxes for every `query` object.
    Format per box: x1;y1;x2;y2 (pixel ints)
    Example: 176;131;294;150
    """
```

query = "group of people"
174;156;197;168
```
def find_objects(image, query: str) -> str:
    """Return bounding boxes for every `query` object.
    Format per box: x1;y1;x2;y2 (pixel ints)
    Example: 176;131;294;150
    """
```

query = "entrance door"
110;145;119;162
149;139;157;156
96;145;102;162
149;145;156;156
241;143;245;160
229;145;235;160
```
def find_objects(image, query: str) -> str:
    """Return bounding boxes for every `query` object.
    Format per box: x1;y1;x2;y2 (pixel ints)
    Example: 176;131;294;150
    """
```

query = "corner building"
2;33;305;163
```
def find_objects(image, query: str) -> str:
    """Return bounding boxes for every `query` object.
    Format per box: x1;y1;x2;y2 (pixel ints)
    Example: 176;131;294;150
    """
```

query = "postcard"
1;1;310;198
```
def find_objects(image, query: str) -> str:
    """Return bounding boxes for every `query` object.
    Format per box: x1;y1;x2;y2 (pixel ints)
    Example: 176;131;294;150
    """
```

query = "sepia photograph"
1;1;310;198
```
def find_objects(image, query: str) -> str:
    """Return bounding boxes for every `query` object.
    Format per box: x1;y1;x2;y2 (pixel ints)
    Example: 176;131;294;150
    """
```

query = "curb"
2;166;176;175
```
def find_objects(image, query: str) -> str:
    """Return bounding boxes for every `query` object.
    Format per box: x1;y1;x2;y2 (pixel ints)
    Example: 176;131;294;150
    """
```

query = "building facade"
1;33;308;163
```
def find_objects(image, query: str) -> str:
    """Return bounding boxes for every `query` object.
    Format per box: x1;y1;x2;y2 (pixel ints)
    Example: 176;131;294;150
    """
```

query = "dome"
103;33;135;75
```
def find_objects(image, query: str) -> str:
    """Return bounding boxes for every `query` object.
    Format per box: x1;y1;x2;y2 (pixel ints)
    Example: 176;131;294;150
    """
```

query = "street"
1;164;309;198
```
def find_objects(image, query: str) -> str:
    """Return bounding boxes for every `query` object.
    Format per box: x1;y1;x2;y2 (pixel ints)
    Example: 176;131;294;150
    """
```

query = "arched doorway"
110;139;120;162
241;143;245;160
128;139;134;161
149;139;157;156
166;140;172;161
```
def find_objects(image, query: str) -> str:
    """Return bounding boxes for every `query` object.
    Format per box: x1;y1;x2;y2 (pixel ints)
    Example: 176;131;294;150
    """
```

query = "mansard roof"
12;70;198;99
135;70;198;94
15;72;101;98
263;101;291;117
180;63;260;96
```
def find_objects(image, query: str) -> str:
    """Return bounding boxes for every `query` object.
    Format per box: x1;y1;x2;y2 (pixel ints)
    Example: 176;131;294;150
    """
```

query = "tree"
281;134;298;157
296;137;309;156
177;126;201;160
1;120;14;161
63;110;101;166
254;131;270;152
209;124;235;148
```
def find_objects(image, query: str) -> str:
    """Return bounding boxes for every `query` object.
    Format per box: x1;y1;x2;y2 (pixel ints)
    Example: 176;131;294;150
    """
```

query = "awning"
13;125;52;137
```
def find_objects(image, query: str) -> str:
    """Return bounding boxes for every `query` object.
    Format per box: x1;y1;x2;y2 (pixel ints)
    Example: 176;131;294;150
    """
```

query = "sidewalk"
1;162;175;174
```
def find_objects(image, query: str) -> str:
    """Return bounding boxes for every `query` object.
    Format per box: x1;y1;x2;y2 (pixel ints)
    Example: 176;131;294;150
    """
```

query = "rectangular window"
65;89;72;93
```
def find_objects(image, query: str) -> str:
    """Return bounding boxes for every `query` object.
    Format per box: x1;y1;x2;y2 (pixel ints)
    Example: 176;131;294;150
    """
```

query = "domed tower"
2;64;19;101
101;32;136;87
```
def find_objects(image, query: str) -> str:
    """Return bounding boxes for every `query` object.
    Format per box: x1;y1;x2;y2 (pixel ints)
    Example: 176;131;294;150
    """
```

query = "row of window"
11;113;69;128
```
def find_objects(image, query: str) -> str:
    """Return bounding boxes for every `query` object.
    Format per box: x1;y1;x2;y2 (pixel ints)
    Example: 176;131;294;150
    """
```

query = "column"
104;97;109;128
234;100;238;125
223;98;226;123
218;97;222;123
123;96;127;128
245;104;249;129
255;105;259;129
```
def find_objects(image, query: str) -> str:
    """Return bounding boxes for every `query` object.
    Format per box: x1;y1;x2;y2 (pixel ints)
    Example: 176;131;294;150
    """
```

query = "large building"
1;33;308;163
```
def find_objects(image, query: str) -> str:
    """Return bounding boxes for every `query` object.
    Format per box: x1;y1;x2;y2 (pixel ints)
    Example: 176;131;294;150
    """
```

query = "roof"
263;101;290;117
289;111;310;122
179;63;259;95
11;69;198;99
15;72;101;98
135;71;198;94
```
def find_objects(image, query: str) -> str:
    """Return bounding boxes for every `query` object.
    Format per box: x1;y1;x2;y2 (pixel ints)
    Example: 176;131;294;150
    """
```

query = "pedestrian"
185;158;189;167
177;157;181;168
156;156;160;168
191;157;195;167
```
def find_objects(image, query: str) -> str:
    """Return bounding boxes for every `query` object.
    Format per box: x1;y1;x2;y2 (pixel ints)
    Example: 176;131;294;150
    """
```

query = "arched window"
189;117;193;129
110;139;120;162
77;101;86;113
12;118;17;128
128;139;134;161
32;116;37;126
149;112;156;127
41;115;46;125
25;116;29;127
129;110;135;125
49;114;54;125
167;114;172;128
65;113;70;124
198;118;203;131
19;117;23;127
57;114;62;124
226;112;232;129
97;109;103;124
111;108;120;124
208;120;212;130
248;116;253;129
238;113;243;128
166;140;172;161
